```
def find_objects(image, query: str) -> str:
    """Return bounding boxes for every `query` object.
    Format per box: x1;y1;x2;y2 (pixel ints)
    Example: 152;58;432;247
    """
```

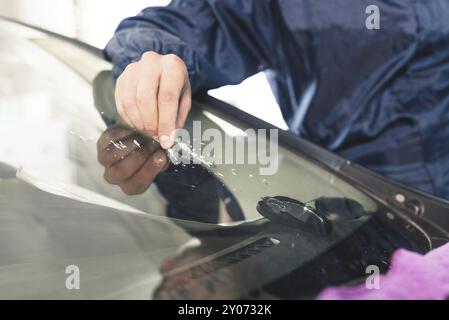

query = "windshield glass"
0;20;428;299
0;20;378;220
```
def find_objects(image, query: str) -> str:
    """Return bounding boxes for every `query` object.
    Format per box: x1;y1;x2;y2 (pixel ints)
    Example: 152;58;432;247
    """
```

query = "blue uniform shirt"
105;0;449;199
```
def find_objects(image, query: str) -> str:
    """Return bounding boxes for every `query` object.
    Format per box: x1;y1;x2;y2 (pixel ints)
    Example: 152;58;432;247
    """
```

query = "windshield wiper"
257;196;332;236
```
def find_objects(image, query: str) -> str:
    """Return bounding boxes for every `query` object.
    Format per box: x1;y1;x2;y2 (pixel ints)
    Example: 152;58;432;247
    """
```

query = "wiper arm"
257;196;332;236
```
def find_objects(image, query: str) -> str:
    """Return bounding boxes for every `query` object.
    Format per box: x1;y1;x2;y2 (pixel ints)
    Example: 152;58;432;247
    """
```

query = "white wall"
0;0;170;47
74;0;170;47
0;0;76;37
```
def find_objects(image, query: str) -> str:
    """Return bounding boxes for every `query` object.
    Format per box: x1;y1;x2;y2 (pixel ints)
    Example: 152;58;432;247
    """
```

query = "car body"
0;18;448;300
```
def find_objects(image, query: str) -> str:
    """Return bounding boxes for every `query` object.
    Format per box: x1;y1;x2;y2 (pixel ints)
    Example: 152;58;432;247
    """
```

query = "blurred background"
0;0;287;129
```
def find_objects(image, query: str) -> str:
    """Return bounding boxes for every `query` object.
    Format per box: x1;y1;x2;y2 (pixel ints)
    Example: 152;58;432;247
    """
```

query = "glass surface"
0;20;429;299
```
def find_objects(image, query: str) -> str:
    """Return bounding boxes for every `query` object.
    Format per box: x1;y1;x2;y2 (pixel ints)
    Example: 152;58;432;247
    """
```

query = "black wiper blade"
257;196;332;236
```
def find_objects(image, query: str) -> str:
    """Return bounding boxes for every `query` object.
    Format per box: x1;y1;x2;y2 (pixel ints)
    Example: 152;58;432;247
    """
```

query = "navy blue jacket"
105;0;449;199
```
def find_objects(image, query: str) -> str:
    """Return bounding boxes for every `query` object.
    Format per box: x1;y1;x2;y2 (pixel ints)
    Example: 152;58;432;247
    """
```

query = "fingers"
158;55;188;149
103;144;151;185
136;71;159;136
121;63;145;130
97;134;147;168
177;82;192;129
115;74;134;127
97;123;168;195
120;149;169;195
96;124;135;152
114;52;191;150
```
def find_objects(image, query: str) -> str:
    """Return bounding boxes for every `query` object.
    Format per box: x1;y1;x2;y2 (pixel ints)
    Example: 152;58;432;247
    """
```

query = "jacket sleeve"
104;0;278;93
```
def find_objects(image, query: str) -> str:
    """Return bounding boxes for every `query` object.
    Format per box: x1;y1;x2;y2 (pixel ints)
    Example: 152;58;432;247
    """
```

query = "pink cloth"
317;242;449;300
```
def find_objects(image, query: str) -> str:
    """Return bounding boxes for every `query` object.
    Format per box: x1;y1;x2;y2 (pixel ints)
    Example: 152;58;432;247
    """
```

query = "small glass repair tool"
166;141;215;169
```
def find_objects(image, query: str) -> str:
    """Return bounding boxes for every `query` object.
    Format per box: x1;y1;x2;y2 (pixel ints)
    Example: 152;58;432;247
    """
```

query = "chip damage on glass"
256;196;332;236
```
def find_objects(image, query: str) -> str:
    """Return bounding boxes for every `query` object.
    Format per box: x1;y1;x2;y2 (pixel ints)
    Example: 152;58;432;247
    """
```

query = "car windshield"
0;19;378;221
0;20;430;299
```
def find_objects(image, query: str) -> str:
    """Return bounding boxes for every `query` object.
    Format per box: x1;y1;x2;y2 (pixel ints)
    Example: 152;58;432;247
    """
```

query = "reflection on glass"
93;68;379;225
0;21;433;300
96;123;244;224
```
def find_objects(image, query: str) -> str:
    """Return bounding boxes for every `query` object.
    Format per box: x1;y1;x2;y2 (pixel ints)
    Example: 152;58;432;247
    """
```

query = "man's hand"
97;124;169;195
115;52;192;149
